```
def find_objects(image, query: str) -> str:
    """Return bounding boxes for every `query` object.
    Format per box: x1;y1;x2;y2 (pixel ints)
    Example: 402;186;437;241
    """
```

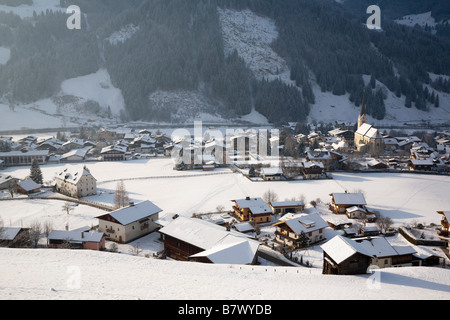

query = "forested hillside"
0;0;449;124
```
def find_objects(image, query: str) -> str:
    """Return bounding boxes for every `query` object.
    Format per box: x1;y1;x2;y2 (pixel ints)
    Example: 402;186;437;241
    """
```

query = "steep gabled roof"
99;201;162;226
331;193;367;206
321;236;373;264
274;213;328;236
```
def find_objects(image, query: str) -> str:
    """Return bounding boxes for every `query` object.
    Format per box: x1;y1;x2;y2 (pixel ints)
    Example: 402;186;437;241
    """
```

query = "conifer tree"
30;159;43;185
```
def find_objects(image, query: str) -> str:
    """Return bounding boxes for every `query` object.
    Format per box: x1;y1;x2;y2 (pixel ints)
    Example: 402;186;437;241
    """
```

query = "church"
354;88;384;155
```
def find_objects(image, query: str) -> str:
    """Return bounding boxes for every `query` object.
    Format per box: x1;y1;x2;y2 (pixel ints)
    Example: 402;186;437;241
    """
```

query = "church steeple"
358;87;367;129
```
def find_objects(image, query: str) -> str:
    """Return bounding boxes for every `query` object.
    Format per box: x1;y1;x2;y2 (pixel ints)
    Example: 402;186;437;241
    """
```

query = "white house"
55;166;97;198
97;200;162;243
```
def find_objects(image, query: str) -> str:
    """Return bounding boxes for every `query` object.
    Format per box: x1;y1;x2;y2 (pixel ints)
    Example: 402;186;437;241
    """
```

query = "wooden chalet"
273;213;328;248
232;197;272;224
158;217;260;265
0;227;30;248
321;236;373;275
408;159;434;171
14;179;41;195
329;192;367;214
321;236;416;275
302;161;324;180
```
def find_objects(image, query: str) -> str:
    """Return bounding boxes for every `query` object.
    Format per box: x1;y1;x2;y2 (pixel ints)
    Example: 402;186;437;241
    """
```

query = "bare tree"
28;220;42;248
263;189;279;204
43;220;54;247
114;180;130;209
62;202;74;215
130;242;142;256
216;205;225;213
375;212;393;234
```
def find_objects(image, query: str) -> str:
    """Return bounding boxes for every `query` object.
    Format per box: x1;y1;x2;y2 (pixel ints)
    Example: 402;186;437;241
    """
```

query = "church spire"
358;87;367;129
360;86;366;116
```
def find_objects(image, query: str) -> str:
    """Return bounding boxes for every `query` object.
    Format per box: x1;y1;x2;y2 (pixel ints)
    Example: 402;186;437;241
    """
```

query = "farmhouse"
302;161;324;180
101;145;127;161
321;236;417;275
97;200;162;243
353;237;416;268
408;159;434;171
273;213;328;248
55;166;97;198
321;235;373;275
261;167;283;181
232;197;272;223
158;217;260;265
48;227;106;251
269;201;304;216
329;192;367;214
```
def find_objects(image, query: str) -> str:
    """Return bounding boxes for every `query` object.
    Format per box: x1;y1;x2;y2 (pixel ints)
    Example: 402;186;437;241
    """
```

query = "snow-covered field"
1;247;449;300
1;159;450;300
3;158;450;225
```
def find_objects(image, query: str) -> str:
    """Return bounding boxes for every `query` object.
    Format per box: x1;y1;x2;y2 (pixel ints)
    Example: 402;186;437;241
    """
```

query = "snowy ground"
3;158;450;226
0;247;449;300
1;159;450;299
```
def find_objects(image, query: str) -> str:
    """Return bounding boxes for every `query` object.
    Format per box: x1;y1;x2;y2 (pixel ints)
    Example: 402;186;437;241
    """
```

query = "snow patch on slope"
395;12;437;28
218;7;294;86
0;0;63;18
106;24;140;45
0;47;10;65
60;69;125;117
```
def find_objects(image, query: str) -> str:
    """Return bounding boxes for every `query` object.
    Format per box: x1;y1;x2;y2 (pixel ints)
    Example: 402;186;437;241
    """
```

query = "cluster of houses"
0;128;173;168
1;185;447;275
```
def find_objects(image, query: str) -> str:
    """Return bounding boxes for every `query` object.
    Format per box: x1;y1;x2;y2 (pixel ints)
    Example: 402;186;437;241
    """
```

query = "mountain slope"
0;0;449;128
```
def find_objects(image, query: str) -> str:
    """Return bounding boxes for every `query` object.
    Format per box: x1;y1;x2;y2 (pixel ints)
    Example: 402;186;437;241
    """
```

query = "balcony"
106;228;115;234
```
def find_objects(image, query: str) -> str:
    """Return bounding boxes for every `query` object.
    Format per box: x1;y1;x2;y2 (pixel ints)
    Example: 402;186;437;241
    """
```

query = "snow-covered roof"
410;159;434;166
234;197;272;214
56;166;95;185
261;167;283;176
17;179;40;192
0;150;49;157
331;193;367;206
355;237;416;258
61;147;90;160
103;201;162;226
321;235;373;264
49;227;104;243
0;227;23;241
303;161;324;169
274;213;328;236
101;145;127;154
159;217;259;265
